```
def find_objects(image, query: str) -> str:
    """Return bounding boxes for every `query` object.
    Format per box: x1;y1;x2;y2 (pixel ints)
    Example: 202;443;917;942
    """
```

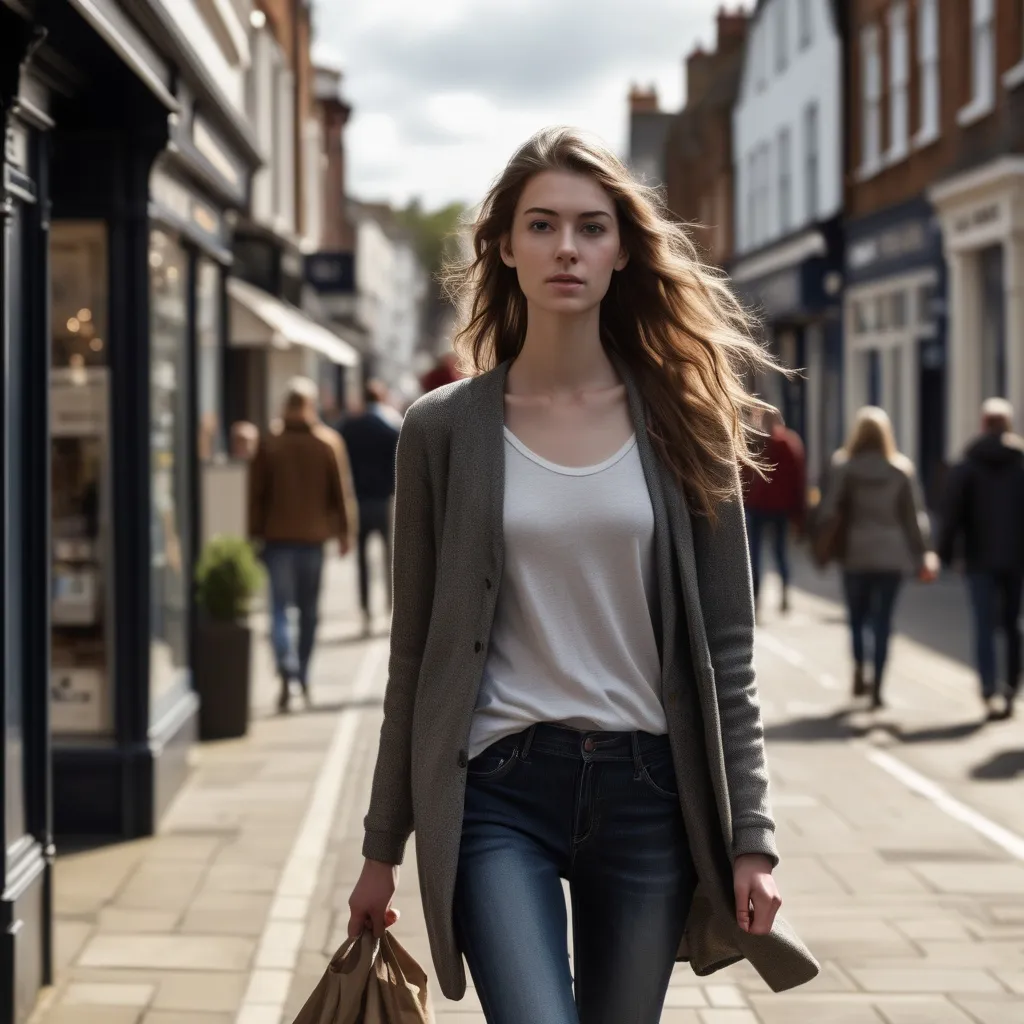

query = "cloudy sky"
312;0;724;210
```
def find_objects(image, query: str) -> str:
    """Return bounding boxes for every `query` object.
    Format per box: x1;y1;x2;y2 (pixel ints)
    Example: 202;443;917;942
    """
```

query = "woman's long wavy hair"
443;126;780;521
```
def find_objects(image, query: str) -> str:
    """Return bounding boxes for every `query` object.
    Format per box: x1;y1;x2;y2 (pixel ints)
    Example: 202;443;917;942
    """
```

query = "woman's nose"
556;229;578;261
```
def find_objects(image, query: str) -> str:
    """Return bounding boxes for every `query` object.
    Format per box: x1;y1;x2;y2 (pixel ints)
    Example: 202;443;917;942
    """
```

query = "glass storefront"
50;222;114;736
149;229;192;716
197;258;224;462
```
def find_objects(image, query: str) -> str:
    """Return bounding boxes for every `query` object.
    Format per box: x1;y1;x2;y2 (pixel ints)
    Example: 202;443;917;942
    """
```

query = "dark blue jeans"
967;572;1023;699
262;542;325;687
745;510;790;601
454;724;696;1024
843;571;902;686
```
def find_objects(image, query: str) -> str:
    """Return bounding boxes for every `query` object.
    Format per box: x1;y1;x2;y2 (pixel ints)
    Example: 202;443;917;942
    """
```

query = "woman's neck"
509;305;618;396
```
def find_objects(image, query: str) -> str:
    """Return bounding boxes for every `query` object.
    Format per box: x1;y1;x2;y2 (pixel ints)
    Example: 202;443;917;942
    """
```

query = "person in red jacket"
743;410;807;615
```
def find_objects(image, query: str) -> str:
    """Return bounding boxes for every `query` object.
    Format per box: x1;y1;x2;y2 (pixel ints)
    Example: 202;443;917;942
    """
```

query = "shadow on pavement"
289;696;385;716
970;749;1024;780
880;720;987;745
763;709;867;743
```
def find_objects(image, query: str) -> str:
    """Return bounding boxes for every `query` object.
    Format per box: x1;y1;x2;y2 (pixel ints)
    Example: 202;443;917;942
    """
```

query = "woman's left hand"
733;854;782;935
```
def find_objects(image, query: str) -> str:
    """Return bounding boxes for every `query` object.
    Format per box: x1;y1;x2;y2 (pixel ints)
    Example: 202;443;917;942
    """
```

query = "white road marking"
236;640;388;1024
864;747;1024;862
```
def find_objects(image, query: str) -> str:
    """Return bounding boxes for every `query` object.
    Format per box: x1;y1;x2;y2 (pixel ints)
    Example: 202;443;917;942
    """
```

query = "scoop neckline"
503;426;637;477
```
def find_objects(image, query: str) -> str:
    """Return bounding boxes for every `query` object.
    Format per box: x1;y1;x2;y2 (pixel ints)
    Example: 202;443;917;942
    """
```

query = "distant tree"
396;199;468;346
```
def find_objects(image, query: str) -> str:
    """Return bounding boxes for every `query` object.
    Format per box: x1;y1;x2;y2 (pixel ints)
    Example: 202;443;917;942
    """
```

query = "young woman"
818;407;937;708
346;128;817;1024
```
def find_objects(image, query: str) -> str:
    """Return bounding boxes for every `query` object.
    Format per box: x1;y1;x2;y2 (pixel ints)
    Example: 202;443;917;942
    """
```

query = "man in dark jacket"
743;410;807;616
341;380;402;635
938;399;1024;719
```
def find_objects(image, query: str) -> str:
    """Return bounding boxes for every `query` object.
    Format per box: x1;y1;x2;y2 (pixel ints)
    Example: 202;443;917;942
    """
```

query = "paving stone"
178;908;268;937
44;1007;142;1024
697;1010;759;1024
705;984;747;1008
752;999;883;1024
78;935;254;972
874;996;976;1022
141;1013;233;1024
63;982;155;1007
664;985;708;1007
909;863;1024;895
151;972;251;1013
892;918;973;942
96;910;181;933
952;996;1024;1024
848;968;1004;993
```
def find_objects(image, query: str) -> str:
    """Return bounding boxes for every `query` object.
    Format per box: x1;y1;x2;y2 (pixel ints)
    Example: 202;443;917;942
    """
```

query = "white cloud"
312;0;724;209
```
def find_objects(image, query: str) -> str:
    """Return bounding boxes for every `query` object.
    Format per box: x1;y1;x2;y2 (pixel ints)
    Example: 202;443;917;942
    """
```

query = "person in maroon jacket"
743;410;807;615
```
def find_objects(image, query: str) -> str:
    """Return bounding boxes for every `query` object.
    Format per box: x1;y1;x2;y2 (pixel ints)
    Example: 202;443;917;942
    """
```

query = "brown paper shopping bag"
291;931;434;1024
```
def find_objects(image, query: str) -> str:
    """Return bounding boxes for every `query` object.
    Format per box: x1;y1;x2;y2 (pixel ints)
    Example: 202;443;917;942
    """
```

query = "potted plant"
194;535;264;740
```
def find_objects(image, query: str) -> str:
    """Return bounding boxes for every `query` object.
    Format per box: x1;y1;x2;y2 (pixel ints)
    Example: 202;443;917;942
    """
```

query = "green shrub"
195;536;264;622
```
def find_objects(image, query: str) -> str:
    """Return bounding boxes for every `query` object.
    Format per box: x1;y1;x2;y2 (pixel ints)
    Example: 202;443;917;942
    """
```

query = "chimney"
628;83;660;114
716;5;749;54
314;66;353;252
685;45;713;108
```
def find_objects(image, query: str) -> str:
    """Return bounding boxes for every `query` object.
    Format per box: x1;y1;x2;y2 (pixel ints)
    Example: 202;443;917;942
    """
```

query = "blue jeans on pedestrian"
745;509;790;601
843;572;902;687
967;572;1024;700
454;724;696;1024
262;542;325;688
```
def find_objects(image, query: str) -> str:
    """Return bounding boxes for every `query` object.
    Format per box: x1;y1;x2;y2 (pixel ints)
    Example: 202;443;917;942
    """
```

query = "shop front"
730;222;845;487
929;158;1024;461
843;196;947;505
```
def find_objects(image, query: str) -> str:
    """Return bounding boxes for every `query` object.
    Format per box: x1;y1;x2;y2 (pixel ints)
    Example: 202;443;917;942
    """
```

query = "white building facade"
731;0;845;484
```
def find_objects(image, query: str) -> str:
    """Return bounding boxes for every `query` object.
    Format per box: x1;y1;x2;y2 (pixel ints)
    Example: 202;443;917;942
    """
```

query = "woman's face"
502;170;628;315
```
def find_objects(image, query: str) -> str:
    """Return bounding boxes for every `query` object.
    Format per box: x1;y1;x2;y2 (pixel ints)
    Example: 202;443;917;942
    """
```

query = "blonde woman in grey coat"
345;128;817;1024
819;407;937;708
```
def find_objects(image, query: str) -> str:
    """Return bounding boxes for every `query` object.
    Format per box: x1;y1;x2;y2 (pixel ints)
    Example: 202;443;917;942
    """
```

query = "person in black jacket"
938;399;1024;720
341;380;402;635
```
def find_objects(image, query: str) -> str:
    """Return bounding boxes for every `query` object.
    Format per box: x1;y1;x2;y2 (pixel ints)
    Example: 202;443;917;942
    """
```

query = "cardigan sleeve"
691;464;779;866
362;408;435;864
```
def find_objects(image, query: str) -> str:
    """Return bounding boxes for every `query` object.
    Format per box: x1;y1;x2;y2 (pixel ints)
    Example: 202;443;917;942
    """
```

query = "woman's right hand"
347;859;400;939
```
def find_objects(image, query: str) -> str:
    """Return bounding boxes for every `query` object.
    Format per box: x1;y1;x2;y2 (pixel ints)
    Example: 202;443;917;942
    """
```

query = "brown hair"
443;126;779;520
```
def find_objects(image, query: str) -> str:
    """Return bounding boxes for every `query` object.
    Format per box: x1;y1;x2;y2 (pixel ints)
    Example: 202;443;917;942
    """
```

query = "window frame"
804;101;819;222
887;1;910;163
859;23;882;176
778;125;792;235
915;0;941;146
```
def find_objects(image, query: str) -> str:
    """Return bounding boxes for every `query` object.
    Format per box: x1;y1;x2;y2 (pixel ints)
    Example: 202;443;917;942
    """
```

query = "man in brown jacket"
248;377;357;710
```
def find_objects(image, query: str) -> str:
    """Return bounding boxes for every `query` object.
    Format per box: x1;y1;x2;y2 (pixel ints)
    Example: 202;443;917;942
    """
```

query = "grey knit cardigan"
362;359;819;1000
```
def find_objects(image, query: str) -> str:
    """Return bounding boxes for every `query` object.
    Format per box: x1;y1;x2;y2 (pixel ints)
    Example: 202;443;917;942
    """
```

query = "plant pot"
196;619;252;740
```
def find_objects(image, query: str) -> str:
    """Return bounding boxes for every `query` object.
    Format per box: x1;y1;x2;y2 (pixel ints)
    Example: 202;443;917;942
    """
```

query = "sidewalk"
33;549;1024;1024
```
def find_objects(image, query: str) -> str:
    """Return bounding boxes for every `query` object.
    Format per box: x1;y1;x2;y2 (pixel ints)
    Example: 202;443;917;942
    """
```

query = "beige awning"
227;277;359;367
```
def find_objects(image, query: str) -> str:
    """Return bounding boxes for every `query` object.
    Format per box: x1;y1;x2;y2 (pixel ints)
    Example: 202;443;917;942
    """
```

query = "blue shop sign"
733;255;841;319
845;197;943;286
305;252;355;294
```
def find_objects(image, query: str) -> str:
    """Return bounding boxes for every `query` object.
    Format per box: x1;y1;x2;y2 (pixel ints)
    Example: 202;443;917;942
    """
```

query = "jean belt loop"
520;724;537;762
631;731;643;781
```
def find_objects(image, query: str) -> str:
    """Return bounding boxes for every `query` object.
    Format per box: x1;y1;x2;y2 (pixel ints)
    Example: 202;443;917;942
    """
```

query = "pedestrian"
341;379;403;637
742;409;806;616
248;377;357;712
937;398;1024;720
346;127;817;1024
420;351;462;393
817;407;937;709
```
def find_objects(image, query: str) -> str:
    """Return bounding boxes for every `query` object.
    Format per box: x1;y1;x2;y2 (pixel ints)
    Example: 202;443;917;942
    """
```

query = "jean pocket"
467;746;520;781
639;754;679;800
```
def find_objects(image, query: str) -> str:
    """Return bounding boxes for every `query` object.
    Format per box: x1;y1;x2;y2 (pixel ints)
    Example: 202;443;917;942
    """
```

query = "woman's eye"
582;223;606;235
529;220;551;232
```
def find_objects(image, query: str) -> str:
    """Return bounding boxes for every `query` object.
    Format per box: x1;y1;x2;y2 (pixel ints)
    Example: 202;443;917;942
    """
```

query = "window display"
197;258;224;462
50;222;113;736
150;229;192;715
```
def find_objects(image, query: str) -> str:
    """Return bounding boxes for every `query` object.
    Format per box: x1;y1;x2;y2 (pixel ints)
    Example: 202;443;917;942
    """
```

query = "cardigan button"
457;751;468;769
485;578;492;589
474;641;482;653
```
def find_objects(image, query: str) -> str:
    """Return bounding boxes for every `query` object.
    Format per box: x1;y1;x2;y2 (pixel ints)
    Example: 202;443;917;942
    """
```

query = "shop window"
50;222;113;736
917;282;936;324
853;299;869;335
149;230;192;716
197;258;224;462
963;0;995;120
979;244;1007;400
890;290;908;329
917;0;940;143
875;294;889;332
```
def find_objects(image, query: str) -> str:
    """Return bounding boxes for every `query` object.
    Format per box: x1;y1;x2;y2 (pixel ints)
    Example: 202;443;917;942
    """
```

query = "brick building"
845;0;1024;496
662;8;749;267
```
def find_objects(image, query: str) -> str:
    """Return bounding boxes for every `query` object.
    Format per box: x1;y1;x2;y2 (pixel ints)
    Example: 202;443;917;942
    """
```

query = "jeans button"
474;641;482;653
583;737;595;753
485;578;492;589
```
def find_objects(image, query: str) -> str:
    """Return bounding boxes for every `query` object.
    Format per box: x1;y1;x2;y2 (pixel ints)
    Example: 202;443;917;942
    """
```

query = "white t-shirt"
468;427;667;758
